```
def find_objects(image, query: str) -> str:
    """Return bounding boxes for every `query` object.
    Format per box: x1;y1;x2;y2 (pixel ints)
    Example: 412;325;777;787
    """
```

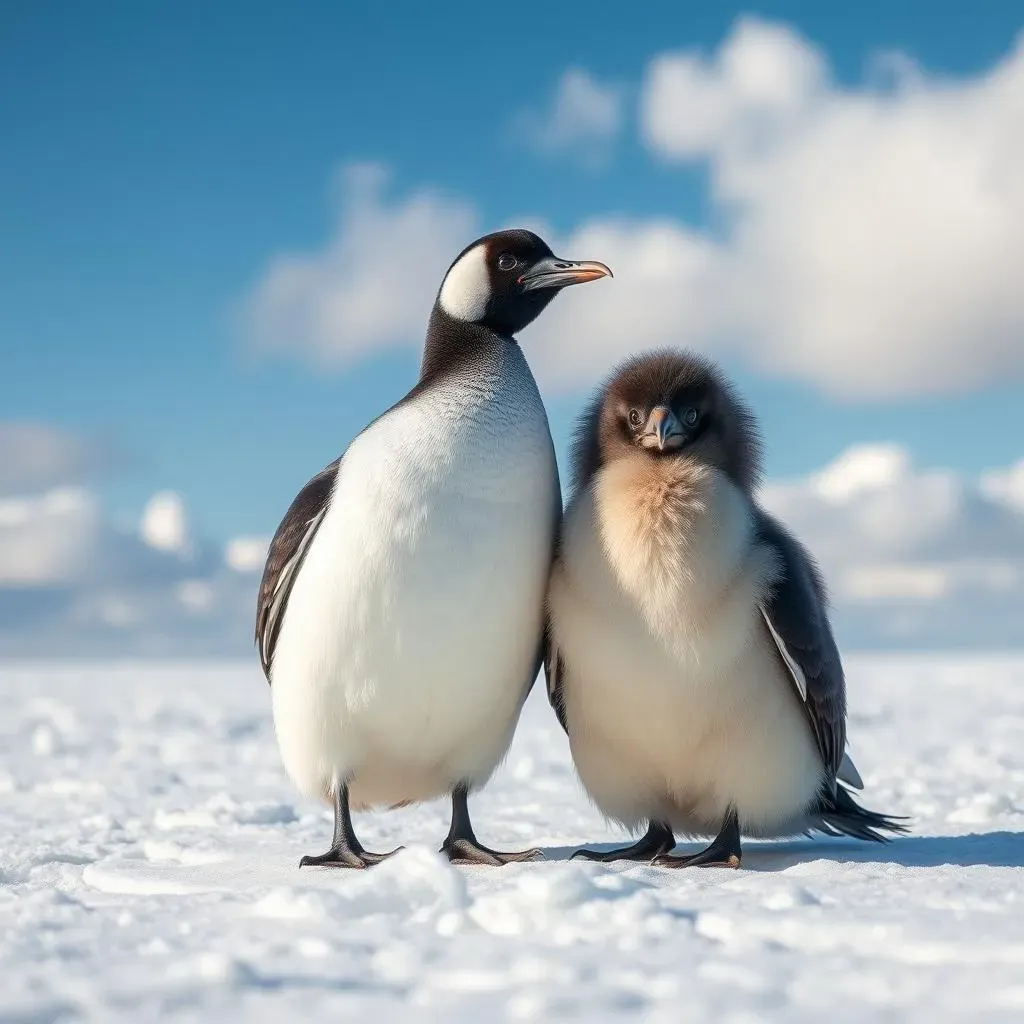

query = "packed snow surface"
2;657;1023;1022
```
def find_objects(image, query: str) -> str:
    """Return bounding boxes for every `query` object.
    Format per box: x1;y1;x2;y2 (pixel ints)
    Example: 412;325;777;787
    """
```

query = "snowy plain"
2;657;1023;1023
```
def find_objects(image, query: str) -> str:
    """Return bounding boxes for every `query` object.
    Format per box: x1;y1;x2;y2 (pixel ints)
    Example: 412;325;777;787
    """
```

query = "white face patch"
438;243;491;322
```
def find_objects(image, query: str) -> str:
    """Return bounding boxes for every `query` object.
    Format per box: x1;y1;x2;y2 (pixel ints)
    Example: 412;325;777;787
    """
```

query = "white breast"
548;463;823;837
271;345;558;808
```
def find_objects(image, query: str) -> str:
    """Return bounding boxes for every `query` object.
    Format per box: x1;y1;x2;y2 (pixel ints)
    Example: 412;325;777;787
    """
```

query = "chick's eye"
628;409;643;427
683;407;699;427
497;253;517;271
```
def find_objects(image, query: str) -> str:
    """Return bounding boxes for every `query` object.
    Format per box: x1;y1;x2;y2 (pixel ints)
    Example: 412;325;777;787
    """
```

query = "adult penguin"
256;229;611;867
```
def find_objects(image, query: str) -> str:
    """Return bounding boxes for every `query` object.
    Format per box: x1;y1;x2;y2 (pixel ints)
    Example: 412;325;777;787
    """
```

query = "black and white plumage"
545;350;905;868
256;229;611;867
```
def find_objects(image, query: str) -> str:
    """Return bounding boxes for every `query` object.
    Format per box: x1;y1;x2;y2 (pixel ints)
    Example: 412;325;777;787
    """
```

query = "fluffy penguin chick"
546;350;906;868
256;229;611;868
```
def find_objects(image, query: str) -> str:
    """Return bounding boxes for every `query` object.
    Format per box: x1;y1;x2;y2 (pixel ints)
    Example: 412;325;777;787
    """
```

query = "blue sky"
3;2;1024;653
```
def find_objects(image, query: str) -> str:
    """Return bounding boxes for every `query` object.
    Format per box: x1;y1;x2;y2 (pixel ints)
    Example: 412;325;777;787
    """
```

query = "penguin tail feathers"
813;783;910;843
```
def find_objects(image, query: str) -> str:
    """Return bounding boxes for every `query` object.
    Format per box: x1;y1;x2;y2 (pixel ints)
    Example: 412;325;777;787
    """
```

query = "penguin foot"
441;836;543;866
652;848;741;870
299;845;402;870
652;808;741;870
299;782;402;869
571;821;675;863
441;784;543;866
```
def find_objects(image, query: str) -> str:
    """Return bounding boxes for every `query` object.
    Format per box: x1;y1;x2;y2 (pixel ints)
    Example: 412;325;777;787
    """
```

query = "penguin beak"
641;406;685;452
518;256;613;292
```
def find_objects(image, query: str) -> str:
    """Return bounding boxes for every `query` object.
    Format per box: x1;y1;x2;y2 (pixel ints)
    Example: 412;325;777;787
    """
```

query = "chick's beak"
518;256;613;292
643;406;684;451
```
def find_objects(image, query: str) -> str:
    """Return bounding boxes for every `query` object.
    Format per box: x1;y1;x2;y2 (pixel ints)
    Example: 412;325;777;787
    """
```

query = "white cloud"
225;536;270;574
177;579;216;614
243;21;1024;400
0;423;114;496
243;163;478;367
0;488;102;586
810;444;911;503
643;18;826;158
140;492;190;555
981;460;1024;513
760;444;1024;646
516;68;624;161
638;17;1024;398
842;564;952;603
0;421;261;656
239;166;723;387
1;423;1022;652
0;467;258;657
524;217;724;389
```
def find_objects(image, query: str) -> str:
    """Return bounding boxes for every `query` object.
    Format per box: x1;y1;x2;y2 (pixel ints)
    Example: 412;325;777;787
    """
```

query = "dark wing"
255;458;340;682
540;452;567;731
543;622;568;734
753;508;847;784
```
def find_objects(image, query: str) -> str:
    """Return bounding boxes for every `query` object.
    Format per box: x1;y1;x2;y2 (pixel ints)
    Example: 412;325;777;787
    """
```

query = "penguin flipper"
541;445;567;732
542;620;568;735
754;508;847;783
255;457;340;681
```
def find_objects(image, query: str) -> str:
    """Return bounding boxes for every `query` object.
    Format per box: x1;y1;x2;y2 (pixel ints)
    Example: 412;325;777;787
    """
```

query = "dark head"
436;228;612;337
573;350;763;494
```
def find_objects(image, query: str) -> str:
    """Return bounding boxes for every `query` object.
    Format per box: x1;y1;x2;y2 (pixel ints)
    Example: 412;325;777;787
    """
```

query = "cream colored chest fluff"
548;456;825;838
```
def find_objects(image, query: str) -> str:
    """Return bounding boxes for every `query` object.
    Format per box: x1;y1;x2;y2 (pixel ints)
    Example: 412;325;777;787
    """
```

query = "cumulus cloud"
0;489;102;586
1;422;1022;652
242;21;1024;400
239;161;721;386
523;217;724;388
140;491;191;555
243;163;478;367
981;460;1024;513
760;444;1024;646
0;421;264;657
515;68;625;162
638;17;1024;398
0;458;258;657
224;536;270;574
643;18;827;158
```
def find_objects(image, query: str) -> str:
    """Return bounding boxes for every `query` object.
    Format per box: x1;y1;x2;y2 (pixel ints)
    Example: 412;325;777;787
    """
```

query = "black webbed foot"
441;784;543;867
652;808;742;869
298;781;401;869
299;846;400;870
441;836;542;866
572;821;676;863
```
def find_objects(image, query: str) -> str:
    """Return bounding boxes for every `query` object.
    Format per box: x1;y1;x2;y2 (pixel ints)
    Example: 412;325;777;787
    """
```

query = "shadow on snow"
540;831;1024;870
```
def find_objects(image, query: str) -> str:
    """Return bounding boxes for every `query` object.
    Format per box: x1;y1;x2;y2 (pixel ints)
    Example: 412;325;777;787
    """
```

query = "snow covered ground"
2;657;1023;1023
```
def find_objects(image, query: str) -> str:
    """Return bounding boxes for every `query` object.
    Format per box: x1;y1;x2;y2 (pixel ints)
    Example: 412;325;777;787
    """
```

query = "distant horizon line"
4;650;1024;665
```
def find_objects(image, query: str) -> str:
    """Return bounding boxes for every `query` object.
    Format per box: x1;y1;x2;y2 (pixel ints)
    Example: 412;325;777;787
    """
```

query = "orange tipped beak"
518;256;613;292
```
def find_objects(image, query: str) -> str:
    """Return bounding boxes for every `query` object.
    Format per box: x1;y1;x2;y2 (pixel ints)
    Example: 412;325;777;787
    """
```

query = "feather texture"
267;339;560;808
546;349;906;843
255;459;339;680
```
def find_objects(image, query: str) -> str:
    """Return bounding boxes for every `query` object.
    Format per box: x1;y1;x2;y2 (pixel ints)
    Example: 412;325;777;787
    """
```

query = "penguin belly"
270;369;557;808
549;483;824;838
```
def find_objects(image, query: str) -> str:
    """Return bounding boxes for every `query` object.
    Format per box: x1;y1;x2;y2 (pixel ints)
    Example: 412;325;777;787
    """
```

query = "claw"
652;809;741;870
442;784;542;867
571;822;675;863
441;837;542;866
299;845;401;870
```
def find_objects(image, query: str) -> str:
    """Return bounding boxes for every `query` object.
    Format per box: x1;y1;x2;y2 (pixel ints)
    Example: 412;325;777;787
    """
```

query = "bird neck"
419;305;510;385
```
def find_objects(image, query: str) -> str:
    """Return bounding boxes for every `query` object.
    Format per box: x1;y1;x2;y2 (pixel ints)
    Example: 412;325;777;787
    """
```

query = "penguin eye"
628;409;643;427
683;407;699;427
497;253;517;271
